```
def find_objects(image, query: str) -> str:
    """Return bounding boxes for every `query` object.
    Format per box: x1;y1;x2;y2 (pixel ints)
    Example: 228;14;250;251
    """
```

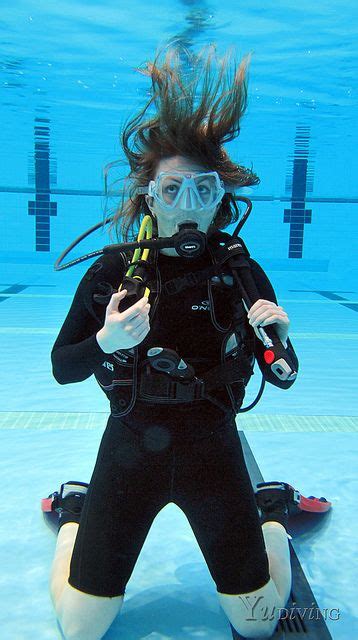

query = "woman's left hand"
247;299;290;345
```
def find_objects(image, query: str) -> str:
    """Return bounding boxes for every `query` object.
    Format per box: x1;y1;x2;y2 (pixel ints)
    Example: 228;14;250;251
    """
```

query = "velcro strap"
139;356;253;404
163;265;221;295
139;371;204;403
202;357;253;392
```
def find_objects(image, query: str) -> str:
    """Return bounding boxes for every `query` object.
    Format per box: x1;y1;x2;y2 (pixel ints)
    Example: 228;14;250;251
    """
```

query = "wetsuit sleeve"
51;258;118;385
248;258;299;389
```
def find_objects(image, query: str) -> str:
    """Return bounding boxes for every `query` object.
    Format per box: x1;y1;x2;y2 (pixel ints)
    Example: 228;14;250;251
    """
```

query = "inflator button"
264;350;275;364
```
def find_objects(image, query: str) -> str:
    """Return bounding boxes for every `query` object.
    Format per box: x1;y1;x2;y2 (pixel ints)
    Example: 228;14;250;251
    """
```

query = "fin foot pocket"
41;480;89;534
255;481;300;529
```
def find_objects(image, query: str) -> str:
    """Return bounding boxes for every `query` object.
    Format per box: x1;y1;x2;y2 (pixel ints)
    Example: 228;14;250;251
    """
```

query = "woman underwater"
46;46;299;639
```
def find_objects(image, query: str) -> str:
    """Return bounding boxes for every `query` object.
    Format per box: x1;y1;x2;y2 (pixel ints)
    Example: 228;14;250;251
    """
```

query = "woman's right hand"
96;289;151;353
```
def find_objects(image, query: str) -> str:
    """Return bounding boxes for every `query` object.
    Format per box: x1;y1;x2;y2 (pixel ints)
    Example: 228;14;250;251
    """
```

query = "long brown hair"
104;44;260;242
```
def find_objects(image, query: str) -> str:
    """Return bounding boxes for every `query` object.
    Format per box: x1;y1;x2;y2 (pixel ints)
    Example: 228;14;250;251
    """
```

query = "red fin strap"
41;497;53;513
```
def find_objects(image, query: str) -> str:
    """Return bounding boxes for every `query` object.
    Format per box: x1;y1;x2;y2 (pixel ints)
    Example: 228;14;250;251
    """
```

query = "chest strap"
138;357;253;407
163;264;222;295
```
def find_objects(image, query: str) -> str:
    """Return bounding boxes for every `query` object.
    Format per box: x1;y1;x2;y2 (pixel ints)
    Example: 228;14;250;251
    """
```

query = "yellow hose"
118;215;153;298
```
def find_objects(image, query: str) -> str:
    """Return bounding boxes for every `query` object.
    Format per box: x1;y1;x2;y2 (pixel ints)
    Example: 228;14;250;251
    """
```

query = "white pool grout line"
0;412;356;432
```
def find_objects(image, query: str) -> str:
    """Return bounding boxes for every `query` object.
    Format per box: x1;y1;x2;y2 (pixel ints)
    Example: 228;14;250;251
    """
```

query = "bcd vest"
83;230;256;417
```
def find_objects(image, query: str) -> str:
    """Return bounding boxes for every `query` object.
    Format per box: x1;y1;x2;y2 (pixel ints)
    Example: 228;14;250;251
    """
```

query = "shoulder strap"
207;229;251;265
82;250;129;322
155;230;251;296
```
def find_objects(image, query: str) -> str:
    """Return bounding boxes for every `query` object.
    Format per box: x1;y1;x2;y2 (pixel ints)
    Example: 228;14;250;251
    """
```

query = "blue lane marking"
28;117;57;253
0;283;56;303
284;126;313;259
291;290;358;313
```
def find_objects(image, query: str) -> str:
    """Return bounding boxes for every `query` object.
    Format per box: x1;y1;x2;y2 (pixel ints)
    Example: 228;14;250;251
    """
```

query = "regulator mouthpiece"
171;221;207;258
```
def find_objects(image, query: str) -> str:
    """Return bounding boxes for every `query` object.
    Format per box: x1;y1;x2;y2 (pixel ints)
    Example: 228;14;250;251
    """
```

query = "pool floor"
0;261;357;639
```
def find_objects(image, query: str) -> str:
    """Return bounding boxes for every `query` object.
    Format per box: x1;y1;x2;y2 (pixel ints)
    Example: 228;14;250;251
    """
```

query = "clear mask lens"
149;172;224;211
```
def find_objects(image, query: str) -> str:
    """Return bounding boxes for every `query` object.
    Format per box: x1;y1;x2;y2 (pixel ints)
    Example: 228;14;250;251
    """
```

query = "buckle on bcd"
139;369;204;403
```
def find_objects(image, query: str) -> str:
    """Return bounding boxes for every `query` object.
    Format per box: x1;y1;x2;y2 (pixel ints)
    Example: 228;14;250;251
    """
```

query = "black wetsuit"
51;249;298;597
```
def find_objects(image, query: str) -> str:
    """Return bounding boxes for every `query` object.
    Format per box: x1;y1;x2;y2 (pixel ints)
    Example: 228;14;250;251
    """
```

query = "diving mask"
138;170;231;212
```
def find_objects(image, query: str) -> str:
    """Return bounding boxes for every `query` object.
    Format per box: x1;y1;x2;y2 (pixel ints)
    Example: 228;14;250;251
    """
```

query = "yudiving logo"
192;299;210;312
